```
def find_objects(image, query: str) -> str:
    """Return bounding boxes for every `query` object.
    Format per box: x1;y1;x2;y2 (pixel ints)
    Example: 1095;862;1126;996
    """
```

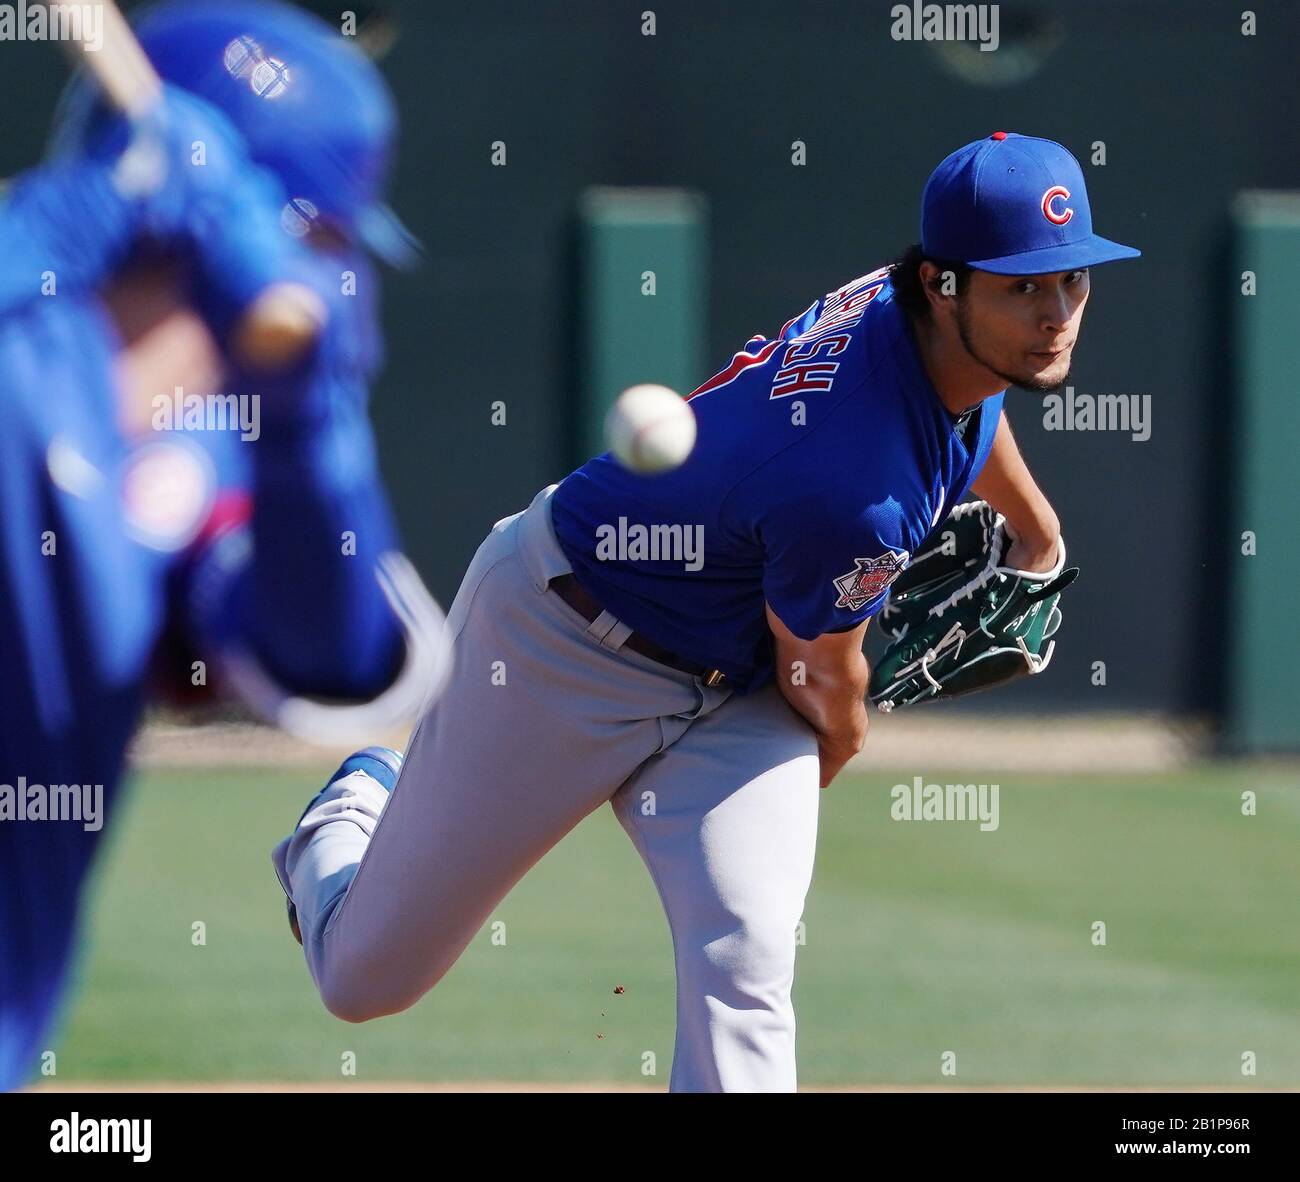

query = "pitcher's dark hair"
888;244;972;319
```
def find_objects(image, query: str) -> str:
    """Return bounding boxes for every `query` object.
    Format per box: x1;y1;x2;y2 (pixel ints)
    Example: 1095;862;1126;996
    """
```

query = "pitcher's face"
956;267;1091;392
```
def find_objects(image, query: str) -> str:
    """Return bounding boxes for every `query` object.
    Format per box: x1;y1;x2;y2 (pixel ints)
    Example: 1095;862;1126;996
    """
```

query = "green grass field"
46;762;1300;1089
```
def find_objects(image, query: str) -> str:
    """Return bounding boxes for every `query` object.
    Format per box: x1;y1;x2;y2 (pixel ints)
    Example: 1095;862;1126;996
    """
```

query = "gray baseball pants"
273;484;821;1091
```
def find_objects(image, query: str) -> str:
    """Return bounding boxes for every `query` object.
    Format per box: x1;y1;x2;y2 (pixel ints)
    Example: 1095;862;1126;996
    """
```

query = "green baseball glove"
868;500;1079;711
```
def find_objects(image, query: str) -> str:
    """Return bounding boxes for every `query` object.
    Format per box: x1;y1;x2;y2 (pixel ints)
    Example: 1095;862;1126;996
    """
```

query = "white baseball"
604;384;697;474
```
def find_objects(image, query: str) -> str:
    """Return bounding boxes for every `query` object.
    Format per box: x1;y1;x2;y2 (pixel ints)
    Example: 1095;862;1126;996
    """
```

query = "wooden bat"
41;0;324;370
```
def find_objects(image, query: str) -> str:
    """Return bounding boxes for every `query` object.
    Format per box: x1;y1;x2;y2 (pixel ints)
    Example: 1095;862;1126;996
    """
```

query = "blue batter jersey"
550;266;1005;693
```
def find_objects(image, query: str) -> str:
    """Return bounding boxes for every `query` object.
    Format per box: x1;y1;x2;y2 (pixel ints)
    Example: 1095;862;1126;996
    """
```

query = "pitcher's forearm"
774;660;870;787
971;411;1059;553
765;602;872;787
814;709;869;787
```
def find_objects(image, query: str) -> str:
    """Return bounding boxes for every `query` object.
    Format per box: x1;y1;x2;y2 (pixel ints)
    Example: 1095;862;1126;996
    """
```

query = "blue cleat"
279;746;404;945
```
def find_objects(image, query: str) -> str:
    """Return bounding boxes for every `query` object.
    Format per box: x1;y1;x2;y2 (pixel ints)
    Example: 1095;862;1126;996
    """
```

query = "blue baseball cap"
921;132;1140;274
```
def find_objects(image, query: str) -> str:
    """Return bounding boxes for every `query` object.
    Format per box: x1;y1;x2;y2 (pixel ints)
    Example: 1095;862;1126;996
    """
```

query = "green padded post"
575;187;708;462
1227;192;1300;751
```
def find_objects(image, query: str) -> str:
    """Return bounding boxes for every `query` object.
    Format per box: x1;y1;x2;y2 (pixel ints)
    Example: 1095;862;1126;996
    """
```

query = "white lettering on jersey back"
768;266;892;401
685;266;894;404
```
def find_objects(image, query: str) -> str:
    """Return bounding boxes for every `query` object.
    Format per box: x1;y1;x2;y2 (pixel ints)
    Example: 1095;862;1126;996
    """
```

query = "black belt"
549;574;727;687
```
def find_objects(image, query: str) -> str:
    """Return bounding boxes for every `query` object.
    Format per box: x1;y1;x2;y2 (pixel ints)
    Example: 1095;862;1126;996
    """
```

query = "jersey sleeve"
760;494;910;640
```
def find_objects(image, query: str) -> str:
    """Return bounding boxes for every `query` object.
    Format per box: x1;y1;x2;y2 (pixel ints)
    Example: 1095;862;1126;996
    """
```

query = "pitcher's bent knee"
320;990;381;1025
317;961;430;1024
682;918;800;1014
314;940;453;1023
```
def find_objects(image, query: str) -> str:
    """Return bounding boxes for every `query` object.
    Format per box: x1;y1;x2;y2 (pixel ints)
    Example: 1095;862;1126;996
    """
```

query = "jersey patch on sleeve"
832;550;909;610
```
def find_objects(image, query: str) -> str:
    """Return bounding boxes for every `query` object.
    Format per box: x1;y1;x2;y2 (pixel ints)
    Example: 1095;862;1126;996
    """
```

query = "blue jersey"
551;267;1005;693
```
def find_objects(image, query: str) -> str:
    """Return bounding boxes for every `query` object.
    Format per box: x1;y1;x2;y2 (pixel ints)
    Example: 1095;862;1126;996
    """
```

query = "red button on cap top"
990;131;1008;140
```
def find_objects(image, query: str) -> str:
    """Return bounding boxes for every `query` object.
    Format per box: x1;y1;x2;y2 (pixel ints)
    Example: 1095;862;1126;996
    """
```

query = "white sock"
272;772;391;977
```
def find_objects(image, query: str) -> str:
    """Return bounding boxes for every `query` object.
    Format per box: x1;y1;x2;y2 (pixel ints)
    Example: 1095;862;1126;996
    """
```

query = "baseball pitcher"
273;132;1140;1091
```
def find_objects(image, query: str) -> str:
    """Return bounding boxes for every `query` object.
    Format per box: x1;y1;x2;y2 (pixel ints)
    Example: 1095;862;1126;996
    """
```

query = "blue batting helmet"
51;0;418;267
